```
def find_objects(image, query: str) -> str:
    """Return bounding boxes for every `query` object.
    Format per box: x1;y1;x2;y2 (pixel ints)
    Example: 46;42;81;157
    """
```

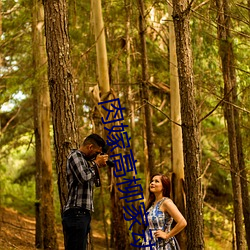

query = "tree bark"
168;3;186;249
172;1;204;249
216;0;247;248
125;0;135;154
92;0;110;95
138;0;155;191
43;0;78;210
0;0;2;67
235;111;250;249
92;1;130;249
32;1;58;249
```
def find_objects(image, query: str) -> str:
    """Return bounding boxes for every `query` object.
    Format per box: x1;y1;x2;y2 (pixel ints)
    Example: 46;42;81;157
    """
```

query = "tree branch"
1;107;21;135
143;99;182;127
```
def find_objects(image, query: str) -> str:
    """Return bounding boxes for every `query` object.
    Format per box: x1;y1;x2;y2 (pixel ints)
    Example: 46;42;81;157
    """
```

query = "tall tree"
91;1;110;249
92;1;130;249
32;1;58;249
125;0;135;154
168;3;186;249
43;0;78;211
216;0;247;248
0;0;2;67
138;0;155;192
0;0;2;219
172;0;204;249
92;0;109;95
125;0;140;240
235;112;250;248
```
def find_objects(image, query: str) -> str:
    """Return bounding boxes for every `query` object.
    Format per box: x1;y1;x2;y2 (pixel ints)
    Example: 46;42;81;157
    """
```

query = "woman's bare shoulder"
162;197;177;211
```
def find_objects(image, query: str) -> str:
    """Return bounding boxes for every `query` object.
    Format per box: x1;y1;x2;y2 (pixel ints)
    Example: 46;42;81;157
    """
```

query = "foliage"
0;141;36;216
0;0;249;248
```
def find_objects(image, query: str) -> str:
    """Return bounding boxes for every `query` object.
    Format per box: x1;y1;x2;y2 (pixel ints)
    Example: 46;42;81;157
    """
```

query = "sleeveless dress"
141;197;180;250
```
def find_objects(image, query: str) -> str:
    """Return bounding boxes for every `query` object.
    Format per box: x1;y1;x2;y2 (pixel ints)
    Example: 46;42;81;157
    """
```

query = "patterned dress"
141;197;180;250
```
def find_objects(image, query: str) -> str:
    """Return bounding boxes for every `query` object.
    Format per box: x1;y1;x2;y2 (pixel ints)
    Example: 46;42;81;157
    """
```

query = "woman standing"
141;173;187;249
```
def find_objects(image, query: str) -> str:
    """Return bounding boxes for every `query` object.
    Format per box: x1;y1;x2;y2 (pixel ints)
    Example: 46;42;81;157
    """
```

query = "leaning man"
62;134;108;250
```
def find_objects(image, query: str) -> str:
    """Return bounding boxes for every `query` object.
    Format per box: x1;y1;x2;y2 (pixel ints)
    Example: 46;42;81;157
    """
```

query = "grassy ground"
0;207;107;250
0;206;236;250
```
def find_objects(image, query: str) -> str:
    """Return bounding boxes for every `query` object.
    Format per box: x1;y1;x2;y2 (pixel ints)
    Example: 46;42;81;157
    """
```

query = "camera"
100;153;115;168
93;145;115;187
100;148;115;168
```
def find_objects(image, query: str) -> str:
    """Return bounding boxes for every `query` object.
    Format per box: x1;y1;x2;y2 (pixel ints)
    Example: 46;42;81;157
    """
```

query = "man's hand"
94;154;108;167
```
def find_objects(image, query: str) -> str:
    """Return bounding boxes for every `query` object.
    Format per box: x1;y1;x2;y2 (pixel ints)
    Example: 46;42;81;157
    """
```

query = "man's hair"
83;134;106;149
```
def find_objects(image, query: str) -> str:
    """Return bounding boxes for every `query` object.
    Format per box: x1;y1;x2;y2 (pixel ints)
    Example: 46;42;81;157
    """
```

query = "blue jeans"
62;208;91;250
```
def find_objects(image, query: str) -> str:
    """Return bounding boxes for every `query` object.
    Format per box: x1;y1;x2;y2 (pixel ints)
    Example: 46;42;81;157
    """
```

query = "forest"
0;0;249;249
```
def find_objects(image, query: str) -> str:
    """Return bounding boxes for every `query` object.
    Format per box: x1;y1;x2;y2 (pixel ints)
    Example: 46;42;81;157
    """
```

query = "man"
62;134;108;250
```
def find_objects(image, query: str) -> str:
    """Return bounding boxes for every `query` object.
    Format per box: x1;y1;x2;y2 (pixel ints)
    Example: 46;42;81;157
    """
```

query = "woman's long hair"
145;173;171;211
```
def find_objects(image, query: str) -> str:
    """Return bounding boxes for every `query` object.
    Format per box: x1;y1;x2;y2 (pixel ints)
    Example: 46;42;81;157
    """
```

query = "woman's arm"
154;199;187;240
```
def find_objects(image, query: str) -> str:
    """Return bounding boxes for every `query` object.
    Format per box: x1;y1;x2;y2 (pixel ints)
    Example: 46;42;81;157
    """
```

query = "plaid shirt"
64;149;97;212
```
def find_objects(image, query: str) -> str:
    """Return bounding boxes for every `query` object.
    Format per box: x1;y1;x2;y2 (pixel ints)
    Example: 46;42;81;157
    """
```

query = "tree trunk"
137;0;155;190
110;176;130;250
216;0;246;248
92;1;130;249
168;3;186;249
0;0;3;233
32;1;58;249
125;0;135;154
100;184;109;250
0;0;2;67
33;1;43;247
235;111;250;249
43;0;78;211
172;1;204;249
92;0;110;94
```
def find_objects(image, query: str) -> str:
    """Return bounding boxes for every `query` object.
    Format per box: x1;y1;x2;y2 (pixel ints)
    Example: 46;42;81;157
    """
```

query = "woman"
141;173;187;250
